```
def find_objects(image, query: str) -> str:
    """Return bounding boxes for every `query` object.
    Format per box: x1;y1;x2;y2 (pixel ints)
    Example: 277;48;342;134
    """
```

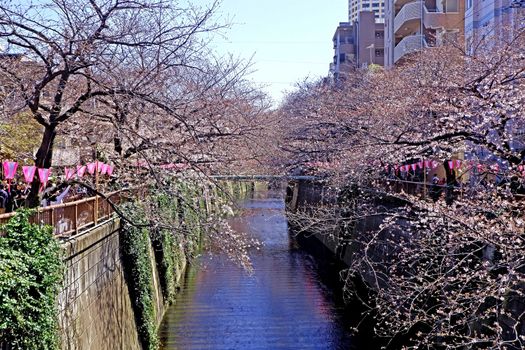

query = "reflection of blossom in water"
159;189;354;350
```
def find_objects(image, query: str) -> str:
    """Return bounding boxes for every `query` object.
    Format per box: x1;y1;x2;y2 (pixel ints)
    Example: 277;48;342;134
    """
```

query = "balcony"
394;34;427;63
394;1;422;34
394;1;464;36
394;0;419;6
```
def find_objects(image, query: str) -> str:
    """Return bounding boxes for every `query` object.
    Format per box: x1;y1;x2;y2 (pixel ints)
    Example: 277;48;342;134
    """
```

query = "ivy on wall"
0;210;63;350
151;193;181;304
119;179;252;349
120;202;159;350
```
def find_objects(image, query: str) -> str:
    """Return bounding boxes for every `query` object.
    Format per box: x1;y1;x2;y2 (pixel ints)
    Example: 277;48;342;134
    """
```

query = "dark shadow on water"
291;232;384;350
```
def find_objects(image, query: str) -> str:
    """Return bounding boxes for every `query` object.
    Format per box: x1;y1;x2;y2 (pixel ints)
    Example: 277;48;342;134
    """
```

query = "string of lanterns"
2;160;114;193
386;159;521;175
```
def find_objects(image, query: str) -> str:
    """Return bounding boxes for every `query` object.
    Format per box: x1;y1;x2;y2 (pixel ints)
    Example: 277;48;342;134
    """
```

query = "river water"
159;188;361;349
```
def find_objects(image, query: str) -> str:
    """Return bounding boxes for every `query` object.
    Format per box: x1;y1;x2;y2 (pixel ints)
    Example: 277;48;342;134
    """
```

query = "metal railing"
394;1;422;34
382;178;456;198
394;34;427;63
380;178;525;201
0;191;123;237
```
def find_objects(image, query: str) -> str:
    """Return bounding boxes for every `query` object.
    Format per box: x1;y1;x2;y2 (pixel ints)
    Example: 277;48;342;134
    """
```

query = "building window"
375;31;384;38
375;49;384;57
339;53;346;63
443;0;459;12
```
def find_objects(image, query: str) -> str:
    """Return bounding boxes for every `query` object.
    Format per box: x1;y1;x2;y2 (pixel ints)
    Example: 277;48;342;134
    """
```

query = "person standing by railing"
430;174;442;202
0;184;8;214
445;170;459;205
17;183;27;208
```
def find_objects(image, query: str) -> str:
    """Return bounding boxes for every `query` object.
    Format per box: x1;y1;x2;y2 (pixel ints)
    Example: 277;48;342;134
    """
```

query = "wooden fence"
0;191;123;237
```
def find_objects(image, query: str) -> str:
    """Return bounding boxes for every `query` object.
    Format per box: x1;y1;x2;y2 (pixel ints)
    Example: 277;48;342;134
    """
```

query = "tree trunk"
26;125;57;208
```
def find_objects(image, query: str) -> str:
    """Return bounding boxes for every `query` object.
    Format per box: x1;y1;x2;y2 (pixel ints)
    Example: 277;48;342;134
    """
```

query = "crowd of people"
0;182;30;214
384;162;525;204
0;180;90;214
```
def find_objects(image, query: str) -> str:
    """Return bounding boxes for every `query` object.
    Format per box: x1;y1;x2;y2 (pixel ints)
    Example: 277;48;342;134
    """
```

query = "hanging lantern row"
2;161;114;193
385;159;522;175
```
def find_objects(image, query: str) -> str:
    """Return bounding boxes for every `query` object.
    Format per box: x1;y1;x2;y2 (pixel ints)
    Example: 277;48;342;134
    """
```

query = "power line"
256;59;327;65
452;0;524;30
217;40;327;45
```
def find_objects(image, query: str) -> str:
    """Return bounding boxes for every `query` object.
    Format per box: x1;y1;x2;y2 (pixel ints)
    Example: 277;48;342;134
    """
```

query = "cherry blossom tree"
282;25;525;348
0;0;275;272
0;0;273;206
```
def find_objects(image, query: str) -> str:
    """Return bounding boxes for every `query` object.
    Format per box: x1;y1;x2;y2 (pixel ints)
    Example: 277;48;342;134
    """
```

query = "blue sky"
194;0;348;105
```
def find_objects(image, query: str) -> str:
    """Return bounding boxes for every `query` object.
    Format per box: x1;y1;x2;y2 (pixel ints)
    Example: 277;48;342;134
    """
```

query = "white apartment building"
384;0;465;67
465;0;525;53
349;0;386;23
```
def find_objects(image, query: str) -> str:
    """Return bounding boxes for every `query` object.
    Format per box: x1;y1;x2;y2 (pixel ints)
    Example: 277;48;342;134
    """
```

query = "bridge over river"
158;185;373;349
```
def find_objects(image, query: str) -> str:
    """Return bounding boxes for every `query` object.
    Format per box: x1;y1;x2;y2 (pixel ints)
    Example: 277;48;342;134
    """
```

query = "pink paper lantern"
87;162;97;175
64;167;76;180
3;161;18;192
3;161;18;179
22;165;36;184
96;161;104;173
77;165;87;178
38;168;51;193
100;163;108;175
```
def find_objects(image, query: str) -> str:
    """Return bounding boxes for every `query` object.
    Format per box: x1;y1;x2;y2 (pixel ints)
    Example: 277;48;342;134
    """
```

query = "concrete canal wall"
59;217;189;350
286;179;408;285
287;179;525;347
57;181;253;349
59;218;142;350
59;215;185;350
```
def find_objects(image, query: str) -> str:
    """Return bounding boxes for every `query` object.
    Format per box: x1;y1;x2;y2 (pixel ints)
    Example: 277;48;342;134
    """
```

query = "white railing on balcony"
394;1;423;34
394;34;427;63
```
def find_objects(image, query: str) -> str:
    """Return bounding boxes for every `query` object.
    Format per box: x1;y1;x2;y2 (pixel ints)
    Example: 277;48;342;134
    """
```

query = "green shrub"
0;210;63;350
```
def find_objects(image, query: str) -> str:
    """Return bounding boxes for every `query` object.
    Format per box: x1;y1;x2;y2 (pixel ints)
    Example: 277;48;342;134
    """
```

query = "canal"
159;187;364;349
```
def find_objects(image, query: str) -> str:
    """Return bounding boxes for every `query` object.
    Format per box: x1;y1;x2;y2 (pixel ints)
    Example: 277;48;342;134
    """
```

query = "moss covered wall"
58;180;252;350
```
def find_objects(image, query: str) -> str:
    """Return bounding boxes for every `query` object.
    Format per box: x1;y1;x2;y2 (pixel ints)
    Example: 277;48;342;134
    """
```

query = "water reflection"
159;188;356;349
